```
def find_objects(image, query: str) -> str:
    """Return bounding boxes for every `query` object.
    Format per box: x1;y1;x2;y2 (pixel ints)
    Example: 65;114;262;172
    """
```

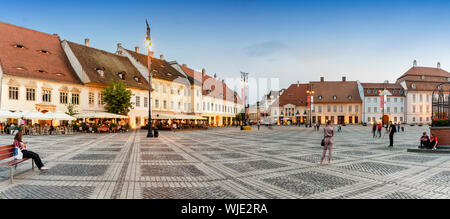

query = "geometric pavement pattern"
0;126;449;199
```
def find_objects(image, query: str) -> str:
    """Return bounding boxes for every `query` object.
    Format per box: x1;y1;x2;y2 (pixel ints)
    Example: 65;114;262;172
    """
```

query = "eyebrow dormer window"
16;67;26;71
38;50;50;54
333;95;337;100
95;67;105;77
13;44;26;49
55;73;64;77
348;95;352;100
134;76;141;83
37;70;46;73
117;71;126;80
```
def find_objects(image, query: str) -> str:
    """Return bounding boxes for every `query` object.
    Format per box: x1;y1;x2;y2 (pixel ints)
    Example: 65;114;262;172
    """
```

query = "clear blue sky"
2;0;450;91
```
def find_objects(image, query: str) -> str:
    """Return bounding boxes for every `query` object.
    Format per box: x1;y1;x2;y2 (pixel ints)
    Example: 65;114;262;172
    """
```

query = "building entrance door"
338;116;345;125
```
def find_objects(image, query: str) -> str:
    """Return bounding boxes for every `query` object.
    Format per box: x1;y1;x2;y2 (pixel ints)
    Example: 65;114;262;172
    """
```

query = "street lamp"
241;72;249;126
306;85;314;127
145;19;153;138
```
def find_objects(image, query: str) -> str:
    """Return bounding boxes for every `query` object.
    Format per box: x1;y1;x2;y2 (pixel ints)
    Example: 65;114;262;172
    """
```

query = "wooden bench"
0;145;34;183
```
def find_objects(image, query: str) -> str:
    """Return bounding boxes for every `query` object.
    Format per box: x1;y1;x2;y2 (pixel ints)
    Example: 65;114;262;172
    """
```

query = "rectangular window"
164;100;167;109
136;96;140;107
9;87;19;100
394;107;398;113
340;105;343;113
71;93;79;105
98;93;104;105
401;107;404;113
355;105;359;112
318;106;322;113
368;107;371;113
144;97;148;108
171;101;174;110
89;92;95;105
333;105;337;113
387;107;390;113
43;90;52;103
374;107;377;113
327;106;331;113
349;105;352;112
420;94;423;102
26;88;35;101
155;99;159;108
413;95;416;102
60;92;68;104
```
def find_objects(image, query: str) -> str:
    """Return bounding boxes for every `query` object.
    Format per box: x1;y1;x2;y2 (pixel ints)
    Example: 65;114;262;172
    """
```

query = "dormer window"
367;89;371;94
333;95;337;100
95;67;105;77
421;75;425;80
318;96;323;100
38;50;50;54
411;83;416;89
16;67;26;71
13;44;26;49
117;71;126;80
348;95;352;100
55;73;64;77
37;70;46;73
134;76;141;83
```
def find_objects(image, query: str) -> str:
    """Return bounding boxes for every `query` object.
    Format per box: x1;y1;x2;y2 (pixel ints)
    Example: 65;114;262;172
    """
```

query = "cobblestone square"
1;126;450;199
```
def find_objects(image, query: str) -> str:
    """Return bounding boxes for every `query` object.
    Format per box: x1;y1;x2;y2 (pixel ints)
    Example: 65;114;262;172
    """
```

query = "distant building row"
0;22;244;128
258;61;450;125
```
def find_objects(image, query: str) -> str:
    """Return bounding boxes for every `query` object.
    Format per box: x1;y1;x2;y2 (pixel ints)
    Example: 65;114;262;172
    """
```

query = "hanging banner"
311;96;314;111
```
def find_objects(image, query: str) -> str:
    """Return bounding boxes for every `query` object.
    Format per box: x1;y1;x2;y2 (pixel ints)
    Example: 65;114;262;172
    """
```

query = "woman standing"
13;132;49;172
320;120;335;165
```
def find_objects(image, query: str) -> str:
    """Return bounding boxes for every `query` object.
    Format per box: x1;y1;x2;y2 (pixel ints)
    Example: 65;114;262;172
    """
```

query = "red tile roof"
66;41;149;90
180;65;239;102
397;66;450;81
361;83;405;97
276;84;308;107
310;81;362;103
0;22;81;84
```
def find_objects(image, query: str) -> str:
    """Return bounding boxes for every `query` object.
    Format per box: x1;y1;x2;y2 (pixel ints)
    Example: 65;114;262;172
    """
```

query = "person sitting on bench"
13;132;49;172
428;134;439;150
419;132;430;149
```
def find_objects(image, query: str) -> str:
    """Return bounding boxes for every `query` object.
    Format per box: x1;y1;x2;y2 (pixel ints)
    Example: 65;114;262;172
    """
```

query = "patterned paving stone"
70;154;117;160
141;154;186;161
42;164;110;176
380;191;425;199
388;155;439;163
223;160;288;173
141;165;206;177
289;154;343;163
340;162;409;176
424;171;450;186
91;148;122;152
203;152;249;160
189;147;226;152
0;185;95;199
338;150;376;157
263;171;357;197
141;148;175;152
142;186;237;199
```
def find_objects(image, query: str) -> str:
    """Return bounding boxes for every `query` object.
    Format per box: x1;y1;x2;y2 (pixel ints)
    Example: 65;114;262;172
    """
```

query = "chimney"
342;76;346;82
135;46;139;53
84;38;90;47
182;64;187;67
117;43;122;50
438;62;441;69
214;73;217;79
202;68;206;76
160;54;164;60
320;77;324;82
413;60;417;67
297;81;300;87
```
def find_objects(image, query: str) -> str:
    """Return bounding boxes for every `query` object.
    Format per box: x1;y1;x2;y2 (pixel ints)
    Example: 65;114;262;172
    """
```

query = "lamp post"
241;72;249;126
306;84;314;128
145;19;153;138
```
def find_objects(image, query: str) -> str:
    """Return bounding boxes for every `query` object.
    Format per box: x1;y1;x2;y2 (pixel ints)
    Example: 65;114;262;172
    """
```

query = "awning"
74;112;128;119
43;111;77;121
0;109;19;118
149;114;207;120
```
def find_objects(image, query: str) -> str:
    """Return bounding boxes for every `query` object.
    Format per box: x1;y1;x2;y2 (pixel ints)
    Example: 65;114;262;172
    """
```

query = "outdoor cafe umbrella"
19;110;48;120
0;109;18;118
43;111;76;121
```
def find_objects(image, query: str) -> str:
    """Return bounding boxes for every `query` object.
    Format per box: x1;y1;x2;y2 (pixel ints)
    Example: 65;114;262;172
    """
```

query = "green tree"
66;103;78;116
102;80;134;115
235;113;243;122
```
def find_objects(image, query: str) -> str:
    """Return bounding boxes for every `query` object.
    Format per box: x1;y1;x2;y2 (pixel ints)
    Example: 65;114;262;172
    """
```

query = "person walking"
372;123;377;138
377;122;382;138
13;132;49;172
388;121;397;147
257;121;260;131
320;120;335;165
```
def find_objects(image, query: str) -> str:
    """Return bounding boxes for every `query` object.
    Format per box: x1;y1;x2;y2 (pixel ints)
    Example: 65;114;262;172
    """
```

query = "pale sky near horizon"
2;0;450;102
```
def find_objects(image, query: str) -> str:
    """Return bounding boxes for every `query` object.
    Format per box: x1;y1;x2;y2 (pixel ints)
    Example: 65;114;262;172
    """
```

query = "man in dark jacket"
388;121;397;147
